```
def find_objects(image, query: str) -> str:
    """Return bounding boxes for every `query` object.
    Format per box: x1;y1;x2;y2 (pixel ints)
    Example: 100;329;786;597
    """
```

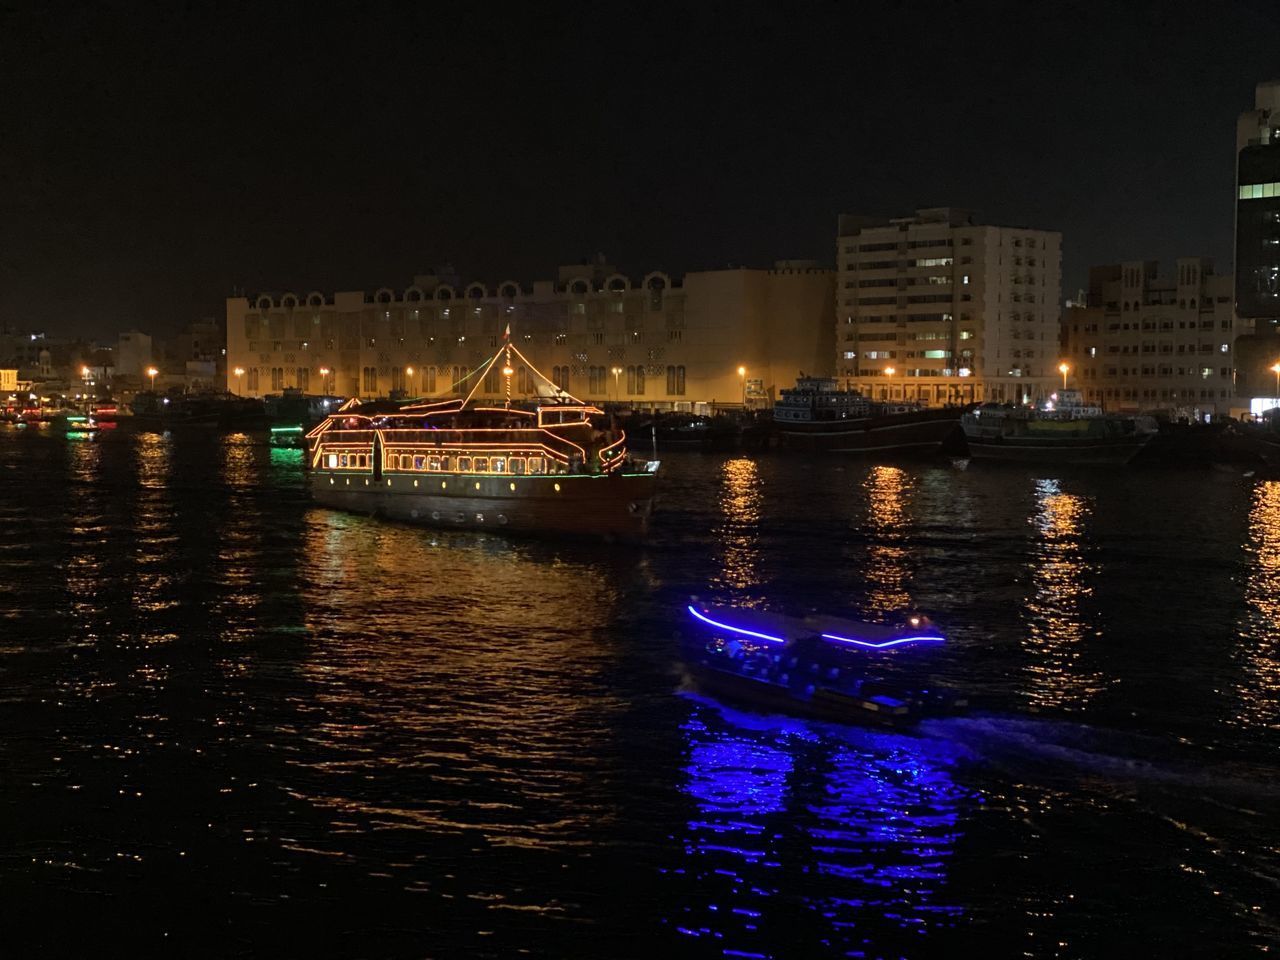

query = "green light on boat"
66;415;88;423
271;425;304;434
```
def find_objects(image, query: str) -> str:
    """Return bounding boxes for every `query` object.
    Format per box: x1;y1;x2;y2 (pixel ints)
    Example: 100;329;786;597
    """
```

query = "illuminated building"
1232;79;1280;403
835;207;1062;405
1061;258;1240;416
1235;79;1280;323
225;259;834;409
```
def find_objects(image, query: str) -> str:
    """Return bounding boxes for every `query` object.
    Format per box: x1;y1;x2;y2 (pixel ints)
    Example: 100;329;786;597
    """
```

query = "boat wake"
920;714;1280;800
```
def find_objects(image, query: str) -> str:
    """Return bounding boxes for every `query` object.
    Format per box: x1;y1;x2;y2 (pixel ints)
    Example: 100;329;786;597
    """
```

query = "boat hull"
309;470;657;540
776;407;963;454
683;661;913;727
962;431;1153;464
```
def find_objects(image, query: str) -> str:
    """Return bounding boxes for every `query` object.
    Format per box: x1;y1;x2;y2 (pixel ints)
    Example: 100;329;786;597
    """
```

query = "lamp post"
611;365;623;403
233;367;245;395
1272;362;1280;399
405;366;415;396
147;366;158;392
1058;361;1070;391
884;366;896;401
319;367;331;395
737;365;747;407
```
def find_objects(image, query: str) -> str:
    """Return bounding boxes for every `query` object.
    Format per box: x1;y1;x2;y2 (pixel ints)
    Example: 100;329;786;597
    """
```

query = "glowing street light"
1271;361;1280;398
884;366;896;377
405;365;415;394
233;366;245;394
147;366;158;391
319;367;331;394
80;365;91;380
737;365;747;406
611;365;623;401
1058;361;1070;390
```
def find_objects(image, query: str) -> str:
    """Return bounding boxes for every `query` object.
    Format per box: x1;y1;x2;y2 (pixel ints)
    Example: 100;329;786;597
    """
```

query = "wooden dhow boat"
305;334;659;539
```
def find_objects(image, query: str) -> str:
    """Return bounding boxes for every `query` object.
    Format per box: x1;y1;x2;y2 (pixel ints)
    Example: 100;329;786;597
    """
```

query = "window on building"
296;368;309;392
666;365;685;395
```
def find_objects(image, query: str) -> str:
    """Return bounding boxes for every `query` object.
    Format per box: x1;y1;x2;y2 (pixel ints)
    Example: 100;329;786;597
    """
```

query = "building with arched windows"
225;260;835;411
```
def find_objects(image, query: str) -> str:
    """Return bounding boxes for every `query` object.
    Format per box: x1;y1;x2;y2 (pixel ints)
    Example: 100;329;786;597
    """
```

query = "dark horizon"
2;1;1278;339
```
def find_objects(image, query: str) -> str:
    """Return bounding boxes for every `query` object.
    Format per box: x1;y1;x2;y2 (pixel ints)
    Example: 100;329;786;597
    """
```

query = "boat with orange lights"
305;336;659;539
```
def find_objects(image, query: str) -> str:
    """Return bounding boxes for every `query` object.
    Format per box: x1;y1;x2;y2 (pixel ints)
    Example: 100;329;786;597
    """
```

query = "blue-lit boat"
681;602;965;726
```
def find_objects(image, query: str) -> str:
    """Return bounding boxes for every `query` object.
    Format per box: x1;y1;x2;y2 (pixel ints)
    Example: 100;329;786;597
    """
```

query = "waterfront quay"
0;425;1276;957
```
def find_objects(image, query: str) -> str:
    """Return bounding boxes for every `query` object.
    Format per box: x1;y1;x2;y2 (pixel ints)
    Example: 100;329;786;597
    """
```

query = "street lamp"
611;365;623;402
405;366;415;395
319;367;331;395
81;365;91;380
147;366;158;391
233;366;245;394
737;365;747;407
1058;361;1070;390
1271;361;1280;399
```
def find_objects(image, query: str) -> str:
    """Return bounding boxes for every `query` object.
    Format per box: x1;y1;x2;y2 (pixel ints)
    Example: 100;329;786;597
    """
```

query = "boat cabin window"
473;457;489;473
511;457;526;475
492;457;506;473
428;455;441;471
458;456;472;472
413;455;425;470
528;457;545;474
327;454;338;469
339;453;348;467
399;454;412;470
440;455;452;471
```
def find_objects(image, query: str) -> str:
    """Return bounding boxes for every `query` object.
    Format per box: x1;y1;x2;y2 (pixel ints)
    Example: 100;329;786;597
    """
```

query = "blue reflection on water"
665;697;974;958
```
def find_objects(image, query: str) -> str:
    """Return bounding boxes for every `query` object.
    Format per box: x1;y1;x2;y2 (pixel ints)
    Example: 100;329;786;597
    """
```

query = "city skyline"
2;3;1278;337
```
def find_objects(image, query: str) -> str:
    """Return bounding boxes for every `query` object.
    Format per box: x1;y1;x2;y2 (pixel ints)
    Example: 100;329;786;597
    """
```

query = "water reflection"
64;433;107;647
1023;479;1104;711
292;511;631;862
861;466;914;616
665;701;969;957
215;434;271;629
712;458;764;598
131;432;179;626
1235;481;1280;729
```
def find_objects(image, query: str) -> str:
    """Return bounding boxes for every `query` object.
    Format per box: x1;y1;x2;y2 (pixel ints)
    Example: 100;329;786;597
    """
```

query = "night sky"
2;2;1278;338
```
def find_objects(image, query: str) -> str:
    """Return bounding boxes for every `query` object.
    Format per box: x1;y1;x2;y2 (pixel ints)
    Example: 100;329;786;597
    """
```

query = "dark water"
1;427;1277;958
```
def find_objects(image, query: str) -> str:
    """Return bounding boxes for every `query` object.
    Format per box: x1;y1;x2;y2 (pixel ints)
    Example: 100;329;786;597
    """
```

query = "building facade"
1061;259;1239;416
835;207;1062;405
224;261;835;409
1233;79;1280;405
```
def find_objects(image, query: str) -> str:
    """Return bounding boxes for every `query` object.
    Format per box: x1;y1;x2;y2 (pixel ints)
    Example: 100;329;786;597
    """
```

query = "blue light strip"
687;605;785;644
820;632;944;650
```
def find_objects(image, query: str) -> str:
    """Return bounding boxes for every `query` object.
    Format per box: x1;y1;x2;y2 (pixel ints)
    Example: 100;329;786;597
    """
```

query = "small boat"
268;424;306;448
681;602;966;726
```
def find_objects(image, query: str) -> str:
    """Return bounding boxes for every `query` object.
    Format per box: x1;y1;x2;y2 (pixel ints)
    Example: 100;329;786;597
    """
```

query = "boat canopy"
687;602;945;650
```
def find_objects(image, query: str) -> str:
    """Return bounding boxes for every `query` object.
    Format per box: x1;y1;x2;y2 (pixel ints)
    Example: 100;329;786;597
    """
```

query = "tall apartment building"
1233;79;1280;402
835;207;1062;405
1061;259;1240;417
225;260;834;410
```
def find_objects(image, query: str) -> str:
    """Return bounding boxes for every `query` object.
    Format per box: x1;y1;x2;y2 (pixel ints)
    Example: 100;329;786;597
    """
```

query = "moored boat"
305;337;660;540
774;376;963;455
681;602;965;726
961;390;1158;464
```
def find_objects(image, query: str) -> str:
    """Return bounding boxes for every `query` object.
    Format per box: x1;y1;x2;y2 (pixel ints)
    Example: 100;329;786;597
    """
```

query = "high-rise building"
1061;258;1239;417
1235;80;1280;322
835;208;1062;405
1233;80;1280;405
224;261;835;410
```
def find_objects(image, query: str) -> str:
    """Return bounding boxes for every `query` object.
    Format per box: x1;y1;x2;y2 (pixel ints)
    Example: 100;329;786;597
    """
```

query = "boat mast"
502;322;514;410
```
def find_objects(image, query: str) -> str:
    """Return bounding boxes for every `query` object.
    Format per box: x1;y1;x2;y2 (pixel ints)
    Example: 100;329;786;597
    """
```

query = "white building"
836;207;1062;404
